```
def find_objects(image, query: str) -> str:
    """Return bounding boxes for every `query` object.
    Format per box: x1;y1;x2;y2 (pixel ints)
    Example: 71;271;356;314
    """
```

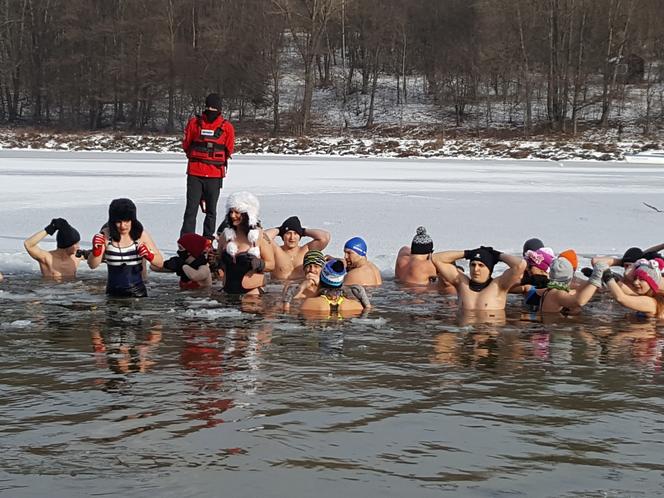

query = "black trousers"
181;175;223;238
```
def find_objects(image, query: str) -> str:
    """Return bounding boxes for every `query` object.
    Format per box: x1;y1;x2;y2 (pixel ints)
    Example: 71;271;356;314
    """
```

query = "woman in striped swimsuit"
88;198;163;297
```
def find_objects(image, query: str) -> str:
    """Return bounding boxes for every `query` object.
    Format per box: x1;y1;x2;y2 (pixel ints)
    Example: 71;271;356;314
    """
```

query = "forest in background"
1;0;663;138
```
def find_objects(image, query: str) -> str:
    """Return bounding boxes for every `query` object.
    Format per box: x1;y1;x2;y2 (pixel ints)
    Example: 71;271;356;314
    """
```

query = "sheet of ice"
1;149;663;277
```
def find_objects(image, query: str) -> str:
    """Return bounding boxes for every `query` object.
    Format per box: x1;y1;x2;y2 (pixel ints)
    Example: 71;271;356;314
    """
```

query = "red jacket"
182;114;235;178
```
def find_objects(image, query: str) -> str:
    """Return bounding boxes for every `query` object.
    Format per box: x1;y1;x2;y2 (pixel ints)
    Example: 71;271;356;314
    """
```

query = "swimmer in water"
528;258;605;316
283;250;370;311
515;247;555;308
432;245;526;311
603;258;664;318
283;249;326;309
215;191;275;295
88;198;163;297
395;226;456;293
158;233;213;289
264;216;331;280
24;218;84;278
590;246;647;294
300;259;366;318
342;236;382;286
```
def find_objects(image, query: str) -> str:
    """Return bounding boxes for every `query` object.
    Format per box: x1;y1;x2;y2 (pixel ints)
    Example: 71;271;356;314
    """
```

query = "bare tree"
272;0;338;133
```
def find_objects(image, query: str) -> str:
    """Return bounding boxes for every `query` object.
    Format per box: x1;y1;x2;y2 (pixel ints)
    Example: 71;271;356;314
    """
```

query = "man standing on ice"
180;93;235;239
432;246;526;311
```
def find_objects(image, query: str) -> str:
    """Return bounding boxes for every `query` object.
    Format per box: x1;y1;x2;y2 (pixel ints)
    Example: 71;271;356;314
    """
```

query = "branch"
644;202;663;213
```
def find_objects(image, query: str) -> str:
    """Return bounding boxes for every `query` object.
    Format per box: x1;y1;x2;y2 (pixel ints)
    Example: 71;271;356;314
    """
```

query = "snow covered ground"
0;127;661;161
1;149;663;278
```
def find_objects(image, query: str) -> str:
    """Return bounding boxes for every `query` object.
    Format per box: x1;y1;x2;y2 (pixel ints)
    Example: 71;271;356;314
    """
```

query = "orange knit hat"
559;249;578;271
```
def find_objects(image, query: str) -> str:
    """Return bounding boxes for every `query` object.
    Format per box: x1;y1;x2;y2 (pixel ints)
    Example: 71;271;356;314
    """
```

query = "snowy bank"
0;128;662;161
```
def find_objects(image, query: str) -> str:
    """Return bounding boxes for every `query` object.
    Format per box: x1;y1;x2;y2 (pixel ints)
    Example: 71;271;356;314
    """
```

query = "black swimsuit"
221;252;257;294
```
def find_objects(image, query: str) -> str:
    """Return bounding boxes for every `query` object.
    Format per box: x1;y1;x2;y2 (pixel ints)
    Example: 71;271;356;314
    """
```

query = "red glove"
137;242;155;262
92;233;106;257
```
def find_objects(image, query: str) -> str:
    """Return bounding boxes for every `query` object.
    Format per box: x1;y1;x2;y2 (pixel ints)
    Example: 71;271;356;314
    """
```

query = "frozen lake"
1;150;664;272
1;150;664;497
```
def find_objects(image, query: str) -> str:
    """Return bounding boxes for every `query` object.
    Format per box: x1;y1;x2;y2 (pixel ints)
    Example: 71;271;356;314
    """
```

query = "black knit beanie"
279;216;304;238
56;221;80;249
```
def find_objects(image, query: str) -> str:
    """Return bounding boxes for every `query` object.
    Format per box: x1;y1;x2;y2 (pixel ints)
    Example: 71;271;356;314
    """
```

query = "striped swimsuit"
105;241;147;297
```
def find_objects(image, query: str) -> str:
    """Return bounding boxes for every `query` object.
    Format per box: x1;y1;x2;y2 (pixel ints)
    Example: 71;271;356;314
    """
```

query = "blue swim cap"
344;237;367;257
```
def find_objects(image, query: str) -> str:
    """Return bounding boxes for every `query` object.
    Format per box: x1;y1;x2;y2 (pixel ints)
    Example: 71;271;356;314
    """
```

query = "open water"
1;276;663;497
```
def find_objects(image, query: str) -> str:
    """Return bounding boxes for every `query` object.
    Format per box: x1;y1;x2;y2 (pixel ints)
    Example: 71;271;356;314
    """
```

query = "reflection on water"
1;277;664;497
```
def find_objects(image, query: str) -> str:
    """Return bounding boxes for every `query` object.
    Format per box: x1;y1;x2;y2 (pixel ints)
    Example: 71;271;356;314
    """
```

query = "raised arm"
87;229;108;270
259;230;276;272
431;250;466;286
264;227;279;241
591;255;622;267
303;227;331;251
23;229;51;264
644;242;664;254
557;263;606;308
496;253;527;290
557;281;600;308
605;278;657;314
138;231;163;269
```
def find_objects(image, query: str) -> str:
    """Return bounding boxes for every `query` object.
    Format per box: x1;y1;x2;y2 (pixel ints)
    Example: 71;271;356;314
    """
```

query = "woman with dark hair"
88;198;163;297
215;191;275;295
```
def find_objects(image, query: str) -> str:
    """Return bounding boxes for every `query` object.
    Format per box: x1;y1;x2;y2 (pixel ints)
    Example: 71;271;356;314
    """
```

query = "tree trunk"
302;58;314;133
366;48;380;128
600;0;634;127
516;0;532;135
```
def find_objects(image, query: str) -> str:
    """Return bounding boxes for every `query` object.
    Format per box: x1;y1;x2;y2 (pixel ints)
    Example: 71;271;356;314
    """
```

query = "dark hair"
109;219;144;242
225;211;250;235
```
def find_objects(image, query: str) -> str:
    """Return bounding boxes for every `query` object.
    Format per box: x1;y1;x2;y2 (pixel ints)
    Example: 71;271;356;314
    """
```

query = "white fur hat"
225;191;260;227
223;191;261;258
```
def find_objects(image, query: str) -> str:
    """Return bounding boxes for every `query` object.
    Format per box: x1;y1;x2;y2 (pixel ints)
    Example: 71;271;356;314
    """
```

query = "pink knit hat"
633;258;664;292
525;247;555;271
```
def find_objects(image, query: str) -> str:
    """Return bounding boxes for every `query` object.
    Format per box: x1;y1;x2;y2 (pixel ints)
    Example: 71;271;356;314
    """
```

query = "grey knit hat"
549;258;574;285
411;226;434;254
